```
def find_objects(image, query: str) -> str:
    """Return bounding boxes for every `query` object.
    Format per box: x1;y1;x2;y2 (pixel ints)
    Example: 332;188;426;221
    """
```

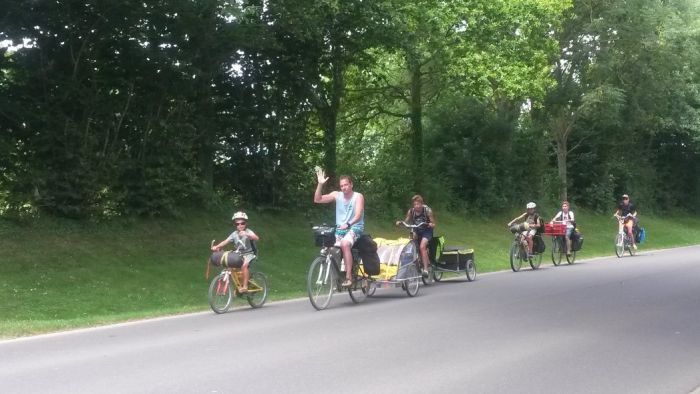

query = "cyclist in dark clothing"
396;195;436;277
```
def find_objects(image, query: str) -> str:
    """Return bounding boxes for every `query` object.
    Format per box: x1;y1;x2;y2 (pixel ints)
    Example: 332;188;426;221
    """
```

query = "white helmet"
231;211;248;221
526;202;536;209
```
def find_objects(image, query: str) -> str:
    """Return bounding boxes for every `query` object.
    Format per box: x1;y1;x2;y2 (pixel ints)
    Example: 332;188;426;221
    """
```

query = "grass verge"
1;209;699;338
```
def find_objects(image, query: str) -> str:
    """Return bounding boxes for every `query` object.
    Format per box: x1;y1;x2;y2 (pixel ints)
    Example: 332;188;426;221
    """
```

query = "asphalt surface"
2;246;700;394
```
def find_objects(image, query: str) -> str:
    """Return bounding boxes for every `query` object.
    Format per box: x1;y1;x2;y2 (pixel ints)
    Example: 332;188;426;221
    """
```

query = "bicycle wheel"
566;249;576;264
529;251;542;270
615;234;624;258
509;243;523;272
627;236;636;256
348;271;369;304
307;256;335;310
551;237;562;266
465;259;476;281
246;272;268;308
404;264;420;297
366;281;377;297
433;268;443;282
208;273;233;314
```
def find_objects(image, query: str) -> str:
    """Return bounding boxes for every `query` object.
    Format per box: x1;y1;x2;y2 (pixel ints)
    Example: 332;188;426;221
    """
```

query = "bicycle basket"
544;223;566;236
313;226;336;247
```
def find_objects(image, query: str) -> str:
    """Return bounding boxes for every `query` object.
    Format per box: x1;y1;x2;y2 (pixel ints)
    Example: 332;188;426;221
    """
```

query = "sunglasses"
235;222;247;226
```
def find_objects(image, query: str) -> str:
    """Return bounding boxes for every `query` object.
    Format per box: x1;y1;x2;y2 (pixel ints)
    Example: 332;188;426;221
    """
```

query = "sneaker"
341;279;352;287
421;270;429;278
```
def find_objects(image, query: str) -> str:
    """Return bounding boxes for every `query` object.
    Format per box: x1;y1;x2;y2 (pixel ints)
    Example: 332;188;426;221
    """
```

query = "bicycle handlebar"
613;213;634;221
312;224;336;231
397;221;429;229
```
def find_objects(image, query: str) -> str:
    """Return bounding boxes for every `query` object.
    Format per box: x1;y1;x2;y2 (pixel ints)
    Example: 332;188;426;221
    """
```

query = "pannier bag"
428;236;446;263
210;251;243;268
534;235;546;254
355;234;380;275
634;226;646;244
572;231;584;252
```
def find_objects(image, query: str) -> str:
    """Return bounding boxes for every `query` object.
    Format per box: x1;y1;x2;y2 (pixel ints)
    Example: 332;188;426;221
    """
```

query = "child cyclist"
211;211;259;292
507;202;542;258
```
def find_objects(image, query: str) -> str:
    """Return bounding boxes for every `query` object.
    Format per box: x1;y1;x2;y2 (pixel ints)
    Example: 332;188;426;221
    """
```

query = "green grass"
2;210;700;338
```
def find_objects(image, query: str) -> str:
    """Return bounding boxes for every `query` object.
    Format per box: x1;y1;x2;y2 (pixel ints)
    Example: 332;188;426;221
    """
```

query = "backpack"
355;234;380;275
534;214;544;234
410;205;433;225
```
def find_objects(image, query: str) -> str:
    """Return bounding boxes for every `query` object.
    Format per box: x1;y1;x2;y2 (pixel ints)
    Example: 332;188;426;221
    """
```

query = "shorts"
414;228;434;242
335;229;360;247
242;253;256;266
565;228;574;238
523;229;537;237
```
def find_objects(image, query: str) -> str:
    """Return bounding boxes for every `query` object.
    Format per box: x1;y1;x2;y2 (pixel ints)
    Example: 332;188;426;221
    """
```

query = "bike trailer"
437;246;474;271
372;237;412;280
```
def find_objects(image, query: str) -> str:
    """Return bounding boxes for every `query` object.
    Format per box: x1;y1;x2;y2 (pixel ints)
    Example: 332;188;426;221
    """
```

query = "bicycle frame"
216;268;264;295
614;217;636;257
314;246;344;291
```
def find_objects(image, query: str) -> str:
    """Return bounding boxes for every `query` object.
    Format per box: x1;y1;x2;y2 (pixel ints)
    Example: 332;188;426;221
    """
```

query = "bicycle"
614;214;636;258
548;221;576;266
207;241;269;314
397;221;433;285
306;225;377;311
508;223;542;272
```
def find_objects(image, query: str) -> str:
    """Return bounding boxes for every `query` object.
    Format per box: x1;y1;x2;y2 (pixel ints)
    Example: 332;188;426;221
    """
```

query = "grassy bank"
2;210;700;338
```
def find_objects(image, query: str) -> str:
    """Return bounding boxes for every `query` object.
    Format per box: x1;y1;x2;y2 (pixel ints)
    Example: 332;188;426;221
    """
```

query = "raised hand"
315;166;329;184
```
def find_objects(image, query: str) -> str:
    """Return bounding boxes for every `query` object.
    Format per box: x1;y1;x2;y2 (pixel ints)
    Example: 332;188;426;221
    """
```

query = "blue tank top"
335;192;364;233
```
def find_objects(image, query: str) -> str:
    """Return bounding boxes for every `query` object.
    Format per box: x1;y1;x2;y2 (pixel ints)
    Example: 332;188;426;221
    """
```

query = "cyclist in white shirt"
550;201;575;256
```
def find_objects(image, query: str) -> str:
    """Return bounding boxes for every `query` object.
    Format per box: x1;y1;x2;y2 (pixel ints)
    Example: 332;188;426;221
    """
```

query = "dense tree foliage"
1;0;698;218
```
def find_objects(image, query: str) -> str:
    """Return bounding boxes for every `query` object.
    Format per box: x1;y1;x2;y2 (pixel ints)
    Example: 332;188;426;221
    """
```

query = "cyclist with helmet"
507;202;542;258
211;211;259;292
614;194;638;250
314;167;365;288
395;194;436;277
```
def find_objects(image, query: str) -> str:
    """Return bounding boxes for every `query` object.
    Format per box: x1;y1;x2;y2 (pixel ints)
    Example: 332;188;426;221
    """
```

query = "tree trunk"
319;50;345;181
321;111;337;181
555;138;568;202
409;60;423;193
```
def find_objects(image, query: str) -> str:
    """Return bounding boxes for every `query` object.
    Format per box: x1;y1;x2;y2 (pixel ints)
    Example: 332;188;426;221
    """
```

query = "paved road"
3;246;700;394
